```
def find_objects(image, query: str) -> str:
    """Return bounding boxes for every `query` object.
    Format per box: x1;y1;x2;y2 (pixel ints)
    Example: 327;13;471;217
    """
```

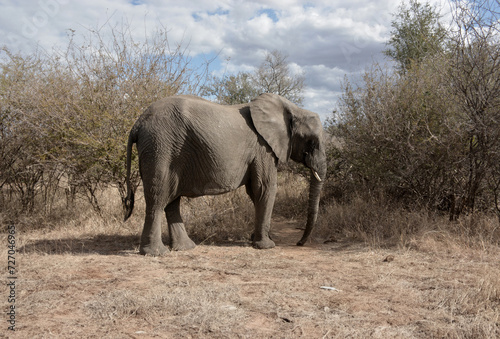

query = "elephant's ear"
249;93;292;162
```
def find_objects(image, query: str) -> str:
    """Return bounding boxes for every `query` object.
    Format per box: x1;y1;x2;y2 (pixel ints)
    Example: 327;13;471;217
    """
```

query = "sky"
0;0;447;121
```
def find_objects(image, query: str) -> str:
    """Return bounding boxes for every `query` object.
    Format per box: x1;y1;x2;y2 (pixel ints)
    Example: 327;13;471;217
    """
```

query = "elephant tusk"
312;170;322;182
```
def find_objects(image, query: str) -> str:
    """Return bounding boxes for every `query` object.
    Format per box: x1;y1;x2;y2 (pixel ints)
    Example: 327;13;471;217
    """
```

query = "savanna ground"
1;174;499;338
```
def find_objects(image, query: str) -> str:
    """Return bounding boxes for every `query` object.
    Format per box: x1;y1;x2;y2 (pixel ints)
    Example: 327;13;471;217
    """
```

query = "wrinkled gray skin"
124;93;326;255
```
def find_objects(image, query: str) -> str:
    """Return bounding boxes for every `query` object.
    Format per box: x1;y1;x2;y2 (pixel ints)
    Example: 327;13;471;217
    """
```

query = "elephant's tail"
123;129;137;221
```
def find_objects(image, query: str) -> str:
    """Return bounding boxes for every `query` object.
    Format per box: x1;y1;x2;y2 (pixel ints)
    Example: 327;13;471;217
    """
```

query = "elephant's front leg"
165;197;196;251
249;179;277;250
140;206;169;256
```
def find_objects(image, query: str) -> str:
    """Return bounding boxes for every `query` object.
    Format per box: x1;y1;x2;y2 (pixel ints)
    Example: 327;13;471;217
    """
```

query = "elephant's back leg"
137;136;178;207
137;140;176;255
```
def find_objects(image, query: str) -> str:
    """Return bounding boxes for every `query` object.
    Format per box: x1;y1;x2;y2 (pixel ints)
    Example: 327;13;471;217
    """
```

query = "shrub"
0;23;212;217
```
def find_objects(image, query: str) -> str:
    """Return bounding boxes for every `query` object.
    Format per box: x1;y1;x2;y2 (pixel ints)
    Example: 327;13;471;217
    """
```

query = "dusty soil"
3;218;500;338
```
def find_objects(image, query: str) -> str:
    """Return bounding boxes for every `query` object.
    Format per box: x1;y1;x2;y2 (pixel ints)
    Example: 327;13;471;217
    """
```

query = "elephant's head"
250;93;327;245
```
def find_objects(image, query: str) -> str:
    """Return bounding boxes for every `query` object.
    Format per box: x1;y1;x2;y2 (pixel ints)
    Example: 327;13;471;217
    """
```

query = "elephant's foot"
139;243;169;256
253;238;276;249
250;233;273;241
171;237;196;251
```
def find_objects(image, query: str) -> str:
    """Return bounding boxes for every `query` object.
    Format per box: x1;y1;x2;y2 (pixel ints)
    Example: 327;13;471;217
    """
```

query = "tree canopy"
384;0;446;73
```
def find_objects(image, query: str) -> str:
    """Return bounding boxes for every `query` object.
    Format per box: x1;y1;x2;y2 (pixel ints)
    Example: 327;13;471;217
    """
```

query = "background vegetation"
1;0;499;248
0;23;210;216
328;0;500;228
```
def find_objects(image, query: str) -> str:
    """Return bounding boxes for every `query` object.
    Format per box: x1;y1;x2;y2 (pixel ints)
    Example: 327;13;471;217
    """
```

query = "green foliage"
204;72;258;105
384;0;446;74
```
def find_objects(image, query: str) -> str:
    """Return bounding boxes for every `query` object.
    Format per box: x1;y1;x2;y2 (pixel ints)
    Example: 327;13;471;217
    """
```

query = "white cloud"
1;0;437;120
304;87;339;120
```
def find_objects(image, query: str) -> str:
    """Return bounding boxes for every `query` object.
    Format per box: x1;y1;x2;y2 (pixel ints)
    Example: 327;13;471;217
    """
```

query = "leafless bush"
447;0;500;220
328;1;500;223
0;21;212;217
331;57;464;211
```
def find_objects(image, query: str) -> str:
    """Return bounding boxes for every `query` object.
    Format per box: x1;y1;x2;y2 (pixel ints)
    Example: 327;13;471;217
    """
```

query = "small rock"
221;305;237;311
320;286;341;292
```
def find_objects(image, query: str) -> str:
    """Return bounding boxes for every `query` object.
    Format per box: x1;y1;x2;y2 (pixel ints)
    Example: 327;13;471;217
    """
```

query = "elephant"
123;93;326;255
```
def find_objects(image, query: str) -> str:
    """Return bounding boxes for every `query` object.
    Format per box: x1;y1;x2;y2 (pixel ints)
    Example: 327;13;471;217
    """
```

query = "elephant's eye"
306;139;318;152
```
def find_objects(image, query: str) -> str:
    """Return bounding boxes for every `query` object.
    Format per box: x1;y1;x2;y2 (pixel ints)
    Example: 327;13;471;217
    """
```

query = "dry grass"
316;195;500;249
4;230;500;338
181;188;254;244
1;173;500;338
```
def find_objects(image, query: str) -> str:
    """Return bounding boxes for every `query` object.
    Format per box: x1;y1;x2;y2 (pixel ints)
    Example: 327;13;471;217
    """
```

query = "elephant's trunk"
297;160;326;246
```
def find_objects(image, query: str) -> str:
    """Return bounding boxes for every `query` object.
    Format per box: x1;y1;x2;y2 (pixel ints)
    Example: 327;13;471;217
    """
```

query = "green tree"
206;72;258;105
384;0;446;74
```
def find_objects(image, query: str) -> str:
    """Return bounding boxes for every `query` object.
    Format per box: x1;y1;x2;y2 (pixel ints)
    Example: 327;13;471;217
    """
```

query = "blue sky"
0;0;448;120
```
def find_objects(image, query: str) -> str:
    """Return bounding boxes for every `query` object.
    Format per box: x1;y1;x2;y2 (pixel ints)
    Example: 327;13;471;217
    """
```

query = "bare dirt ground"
3;218;500;338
